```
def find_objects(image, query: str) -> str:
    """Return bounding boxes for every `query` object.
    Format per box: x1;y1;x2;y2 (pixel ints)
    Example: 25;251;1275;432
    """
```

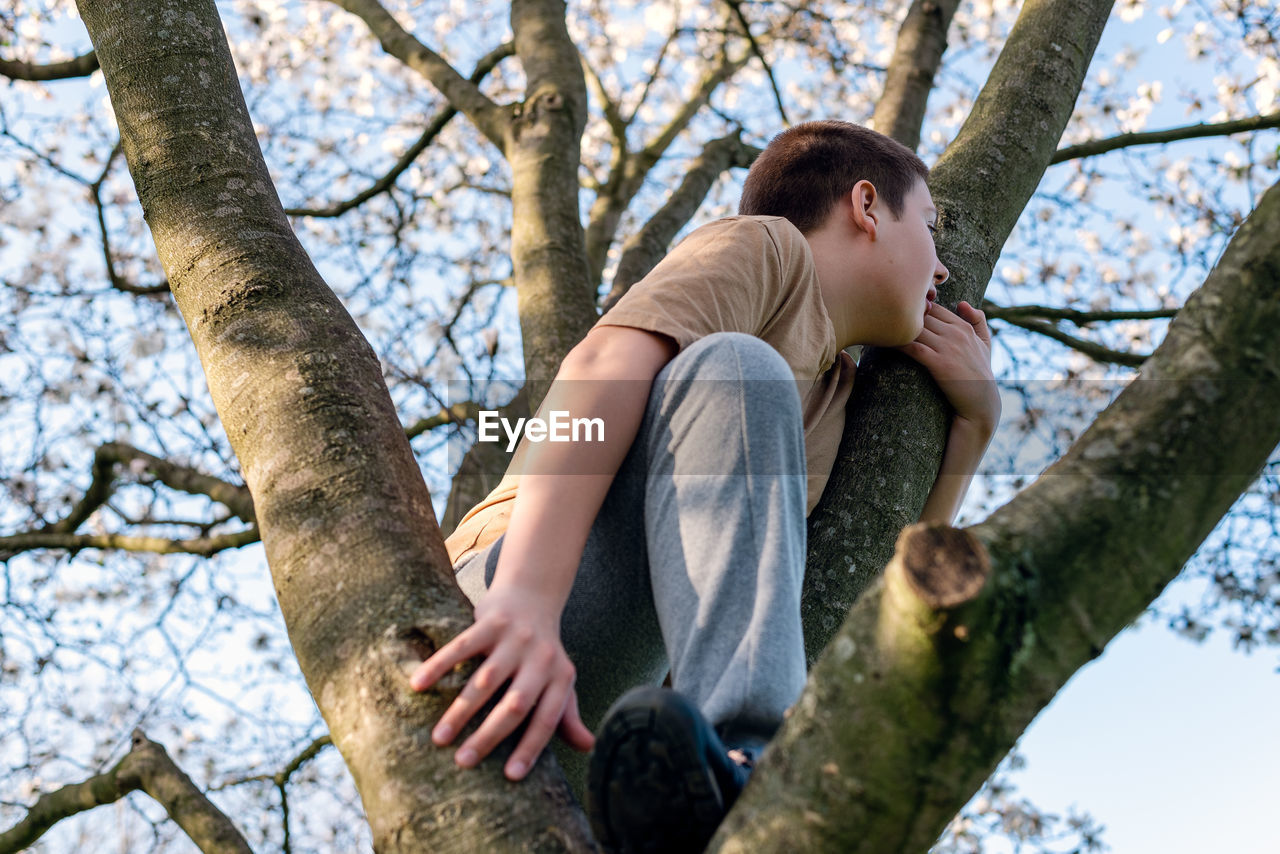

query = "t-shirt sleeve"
596;218;802;350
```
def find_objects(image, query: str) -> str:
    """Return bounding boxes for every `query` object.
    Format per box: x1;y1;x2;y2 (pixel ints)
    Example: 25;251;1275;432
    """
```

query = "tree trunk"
73;1;595;850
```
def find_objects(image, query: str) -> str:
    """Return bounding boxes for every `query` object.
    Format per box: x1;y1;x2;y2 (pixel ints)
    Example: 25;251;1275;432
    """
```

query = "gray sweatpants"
454;332;808;745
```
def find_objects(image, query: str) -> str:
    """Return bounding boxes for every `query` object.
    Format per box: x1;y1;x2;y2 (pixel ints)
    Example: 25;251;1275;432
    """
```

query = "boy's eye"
927;223;938;235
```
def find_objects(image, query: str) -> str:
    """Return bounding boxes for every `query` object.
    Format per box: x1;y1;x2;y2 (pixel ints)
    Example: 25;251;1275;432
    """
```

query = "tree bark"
72;1;595;850
715;173;1280;853
872;0;962;150
802;0;1116;663
507;0;599;402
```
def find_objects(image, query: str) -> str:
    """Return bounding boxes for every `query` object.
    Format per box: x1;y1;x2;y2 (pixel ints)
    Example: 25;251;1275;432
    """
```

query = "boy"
411;121;999;852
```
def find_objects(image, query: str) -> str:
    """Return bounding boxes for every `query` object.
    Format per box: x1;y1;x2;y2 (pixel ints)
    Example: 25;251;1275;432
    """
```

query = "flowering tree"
1;0;1278;851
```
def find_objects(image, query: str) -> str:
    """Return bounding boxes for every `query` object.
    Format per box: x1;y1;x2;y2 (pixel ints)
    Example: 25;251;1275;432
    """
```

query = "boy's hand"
897;301;1001;432
409;587;595;781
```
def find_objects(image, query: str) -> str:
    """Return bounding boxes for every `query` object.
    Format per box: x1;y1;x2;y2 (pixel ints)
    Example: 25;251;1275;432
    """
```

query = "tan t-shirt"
444;215;856;566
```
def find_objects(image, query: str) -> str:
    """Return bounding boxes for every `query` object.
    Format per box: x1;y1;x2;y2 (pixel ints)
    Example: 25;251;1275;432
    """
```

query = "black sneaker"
586;686;763;854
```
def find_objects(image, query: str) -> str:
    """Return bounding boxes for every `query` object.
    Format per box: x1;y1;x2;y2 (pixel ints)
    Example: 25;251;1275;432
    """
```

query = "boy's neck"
804;215;866;351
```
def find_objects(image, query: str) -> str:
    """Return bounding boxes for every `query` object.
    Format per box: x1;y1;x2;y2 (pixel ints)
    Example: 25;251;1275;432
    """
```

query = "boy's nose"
933;259;949;287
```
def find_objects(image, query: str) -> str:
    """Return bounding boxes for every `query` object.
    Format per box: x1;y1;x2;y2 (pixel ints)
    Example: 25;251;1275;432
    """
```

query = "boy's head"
741;121;947;348
738;121;928;234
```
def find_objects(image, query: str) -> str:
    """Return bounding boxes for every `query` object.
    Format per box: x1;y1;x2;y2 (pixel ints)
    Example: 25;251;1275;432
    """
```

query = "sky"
1000;582;1280;853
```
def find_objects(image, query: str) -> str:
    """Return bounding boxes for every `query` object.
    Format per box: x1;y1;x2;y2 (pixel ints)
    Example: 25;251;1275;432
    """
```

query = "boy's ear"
848;180;878;240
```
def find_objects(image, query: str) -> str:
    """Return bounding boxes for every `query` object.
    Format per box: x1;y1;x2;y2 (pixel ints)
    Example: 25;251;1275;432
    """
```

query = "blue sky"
988;577;1280;853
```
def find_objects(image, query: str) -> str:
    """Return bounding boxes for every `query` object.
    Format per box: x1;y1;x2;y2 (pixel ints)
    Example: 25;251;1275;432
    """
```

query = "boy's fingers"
410;622;493;691
504;672;574;780
897;341;935;364
958;301;993;345
455;662;549;768
558;688;596;752
433;646;519;746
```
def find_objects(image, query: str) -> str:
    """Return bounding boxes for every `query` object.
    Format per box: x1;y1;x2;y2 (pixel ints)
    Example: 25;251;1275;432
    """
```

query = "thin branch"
0;526;260;558
105;443;254;522
274;736;332;785
207;734;332;854
89;139;171;295
45;447;117;535
585;49;751;283
328;0;508;149
620;24;681;132
0;442;256;560
998;315;1150;367
638;51;749;166
580;54;627;146
0;730;251;854
722;0;791;126
80;442;252;525
983;300;1179;324
405;402;481;440
605;131;757;309
285;42;514;218
210;735;334;791
0;51;99;82
1051;111;1280;163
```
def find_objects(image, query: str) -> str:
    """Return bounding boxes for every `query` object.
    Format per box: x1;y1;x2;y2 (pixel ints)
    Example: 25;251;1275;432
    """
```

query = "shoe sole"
587;687;728;854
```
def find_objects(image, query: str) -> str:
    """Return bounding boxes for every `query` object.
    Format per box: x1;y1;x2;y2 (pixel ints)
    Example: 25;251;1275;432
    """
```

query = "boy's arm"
409;324;677;781
897;300;1001;525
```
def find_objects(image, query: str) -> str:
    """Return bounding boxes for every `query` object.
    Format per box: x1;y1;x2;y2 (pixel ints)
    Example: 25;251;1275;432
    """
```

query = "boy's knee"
666;333;793;384
652;333;801;423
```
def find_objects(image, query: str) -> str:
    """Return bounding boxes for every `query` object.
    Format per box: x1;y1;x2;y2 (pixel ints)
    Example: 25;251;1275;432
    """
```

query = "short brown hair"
738;121;928;233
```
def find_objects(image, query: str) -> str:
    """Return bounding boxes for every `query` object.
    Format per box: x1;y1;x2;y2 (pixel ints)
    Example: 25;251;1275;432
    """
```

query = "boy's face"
858;178;948;345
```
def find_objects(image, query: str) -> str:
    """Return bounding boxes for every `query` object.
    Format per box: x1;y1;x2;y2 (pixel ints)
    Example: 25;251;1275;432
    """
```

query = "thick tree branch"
999;315;1150;366
721;175;1280;852
0;730;251;854
285;42;514;218
0;51;99;81
603;131;758;310
73;1;594;848
506;0;598;401
328;0;508;149
803;0;1118;663
872;0;962;150
1051;111;1280;163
